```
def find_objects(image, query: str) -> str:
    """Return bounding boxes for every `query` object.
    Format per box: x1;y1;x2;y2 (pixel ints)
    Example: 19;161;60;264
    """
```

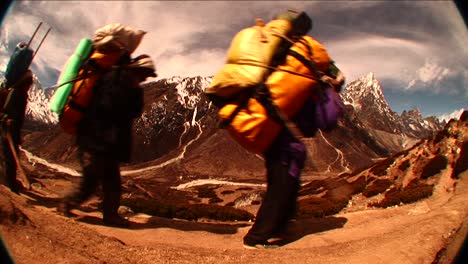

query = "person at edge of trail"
242;16;345;249
0;55;33;194
58;50;157;228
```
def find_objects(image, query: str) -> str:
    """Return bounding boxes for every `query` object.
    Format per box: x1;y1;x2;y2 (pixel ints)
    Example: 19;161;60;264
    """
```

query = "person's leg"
274;176;300;236
278;140;306;232
59;149;100;215
101;157;121;218
243;129;306;247
2;140;18;194
243;161;298;246
101;157;128;227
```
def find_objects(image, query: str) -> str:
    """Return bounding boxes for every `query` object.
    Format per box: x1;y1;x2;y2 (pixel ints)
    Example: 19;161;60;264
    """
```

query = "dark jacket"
76;66;143;162
1;70;33;144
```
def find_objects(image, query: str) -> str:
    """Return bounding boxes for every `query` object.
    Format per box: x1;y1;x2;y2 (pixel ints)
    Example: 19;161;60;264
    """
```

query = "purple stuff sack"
293;87;344;137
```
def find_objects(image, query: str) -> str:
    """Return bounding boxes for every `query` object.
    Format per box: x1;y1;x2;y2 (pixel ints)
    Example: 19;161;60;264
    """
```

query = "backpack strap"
219;82;305;140
288;49;323;80
253;84;304;141
288;47;338;91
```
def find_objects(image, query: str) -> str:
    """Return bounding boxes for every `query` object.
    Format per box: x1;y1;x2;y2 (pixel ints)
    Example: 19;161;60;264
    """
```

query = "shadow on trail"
273;216;348;246
76;214;249;235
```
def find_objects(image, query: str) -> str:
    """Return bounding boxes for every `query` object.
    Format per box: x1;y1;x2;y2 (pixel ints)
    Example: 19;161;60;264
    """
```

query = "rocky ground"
1;114;467;263
0;168;467;264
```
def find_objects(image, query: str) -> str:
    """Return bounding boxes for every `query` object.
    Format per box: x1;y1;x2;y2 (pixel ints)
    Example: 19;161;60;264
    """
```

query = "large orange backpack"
57;23;147;135
59;51;121;134
205;11;312;99
218;36;331;154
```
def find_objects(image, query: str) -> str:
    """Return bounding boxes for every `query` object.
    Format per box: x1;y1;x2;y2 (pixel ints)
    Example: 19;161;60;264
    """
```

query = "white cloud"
0;0;466;117
438;108;466;122
408;61;453;87
328;36;428;82
157;49;226;79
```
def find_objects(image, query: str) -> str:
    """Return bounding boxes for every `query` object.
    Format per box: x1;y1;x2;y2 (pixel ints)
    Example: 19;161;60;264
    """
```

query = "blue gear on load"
4;42;33;88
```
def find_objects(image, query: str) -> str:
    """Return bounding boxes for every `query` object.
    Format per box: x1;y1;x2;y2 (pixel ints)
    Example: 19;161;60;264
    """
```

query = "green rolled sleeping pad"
49;38;93;114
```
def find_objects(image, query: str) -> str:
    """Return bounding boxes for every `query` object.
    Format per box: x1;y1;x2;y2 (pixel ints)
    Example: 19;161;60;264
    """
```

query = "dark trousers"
64;149;121;218
243;130;304;244
1;139;19;193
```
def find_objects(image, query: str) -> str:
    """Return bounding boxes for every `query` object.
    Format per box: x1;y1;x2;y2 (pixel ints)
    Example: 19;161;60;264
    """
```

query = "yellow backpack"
218;36;332;154
205;10;312;99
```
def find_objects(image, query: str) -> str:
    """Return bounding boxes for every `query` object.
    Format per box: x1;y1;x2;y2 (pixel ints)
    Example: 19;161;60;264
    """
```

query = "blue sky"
0;1;466;120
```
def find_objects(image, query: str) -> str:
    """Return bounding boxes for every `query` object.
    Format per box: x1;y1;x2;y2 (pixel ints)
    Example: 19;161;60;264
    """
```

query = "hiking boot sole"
243;243;280;250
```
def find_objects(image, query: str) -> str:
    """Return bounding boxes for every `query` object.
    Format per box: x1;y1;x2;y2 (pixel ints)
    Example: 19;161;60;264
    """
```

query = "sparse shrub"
370;180;434;208
363;179;392;198
350;176;367;194
196;187;223;204
197;187;217;198
297;180;357;218
121;197;254;221
452;141;468;179
370;157;395;176
209;197;223;204
459;110;468;121
297;197;331;218
433;129;450;144
235;187;253;191
398;160;410;171
421;155;448;179
297;196;348;218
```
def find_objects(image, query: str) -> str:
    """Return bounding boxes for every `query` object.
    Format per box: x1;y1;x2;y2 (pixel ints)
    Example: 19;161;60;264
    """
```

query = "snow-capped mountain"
342;72;444;138
130;76;218;162
20;73;447;177
24;74;58;130
342;72;400;133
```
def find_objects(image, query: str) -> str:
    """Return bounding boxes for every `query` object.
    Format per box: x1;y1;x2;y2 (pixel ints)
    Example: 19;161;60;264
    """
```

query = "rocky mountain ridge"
0;104;466;264
341;72;444;139
19;72;446;176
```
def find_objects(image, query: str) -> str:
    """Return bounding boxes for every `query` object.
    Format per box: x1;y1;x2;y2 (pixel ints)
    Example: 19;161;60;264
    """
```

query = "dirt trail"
2;170;466;264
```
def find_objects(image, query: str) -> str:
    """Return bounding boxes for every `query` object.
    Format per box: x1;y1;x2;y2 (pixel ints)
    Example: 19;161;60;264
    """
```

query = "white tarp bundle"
93;23;146;54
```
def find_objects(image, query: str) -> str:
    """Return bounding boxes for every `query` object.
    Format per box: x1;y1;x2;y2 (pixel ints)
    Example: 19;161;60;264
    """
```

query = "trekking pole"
26;22;42;49
31;26;51;62
5;120;31;190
